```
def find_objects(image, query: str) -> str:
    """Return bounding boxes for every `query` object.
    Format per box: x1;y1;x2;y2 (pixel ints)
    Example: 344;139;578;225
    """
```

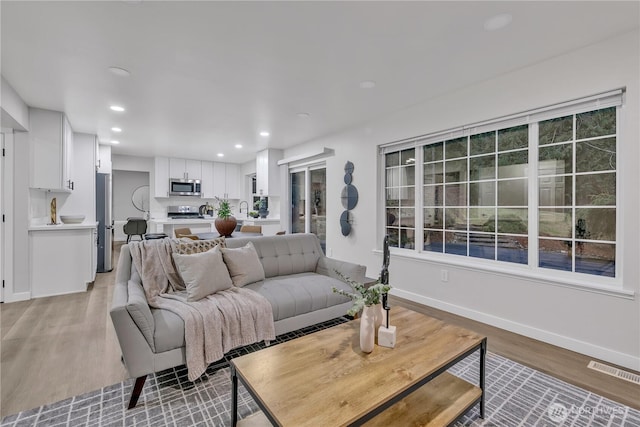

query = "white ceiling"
2;1;638;164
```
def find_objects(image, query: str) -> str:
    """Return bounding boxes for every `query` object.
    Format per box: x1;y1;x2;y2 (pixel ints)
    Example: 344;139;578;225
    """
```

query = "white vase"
360;305;376;353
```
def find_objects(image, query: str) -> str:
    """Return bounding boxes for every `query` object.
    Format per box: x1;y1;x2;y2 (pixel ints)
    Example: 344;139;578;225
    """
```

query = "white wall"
1;76;29;131
282;31;640;370
113;170;149;221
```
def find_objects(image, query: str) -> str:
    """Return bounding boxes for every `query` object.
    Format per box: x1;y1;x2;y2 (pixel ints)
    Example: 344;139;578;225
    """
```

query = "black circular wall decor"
340;210;351;236
340;161;358;236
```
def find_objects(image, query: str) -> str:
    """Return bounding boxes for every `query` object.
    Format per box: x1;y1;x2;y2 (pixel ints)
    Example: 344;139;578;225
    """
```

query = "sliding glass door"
290;165;326;252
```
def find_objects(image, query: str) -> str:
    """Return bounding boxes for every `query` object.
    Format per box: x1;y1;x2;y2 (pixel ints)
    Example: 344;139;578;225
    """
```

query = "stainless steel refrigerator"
96;173;113;272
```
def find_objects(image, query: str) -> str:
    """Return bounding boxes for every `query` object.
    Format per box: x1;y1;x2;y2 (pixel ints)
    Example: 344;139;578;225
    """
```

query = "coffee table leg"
480;339;487;419
231;365;238;427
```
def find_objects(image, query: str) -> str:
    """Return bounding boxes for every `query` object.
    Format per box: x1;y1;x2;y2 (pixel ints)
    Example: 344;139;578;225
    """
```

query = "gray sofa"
110;233;366;408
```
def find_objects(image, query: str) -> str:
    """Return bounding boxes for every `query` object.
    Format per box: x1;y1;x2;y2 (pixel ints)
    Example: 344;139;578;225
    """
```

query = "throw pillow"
221;241;265;287
172;245;232;301
171;237;226;255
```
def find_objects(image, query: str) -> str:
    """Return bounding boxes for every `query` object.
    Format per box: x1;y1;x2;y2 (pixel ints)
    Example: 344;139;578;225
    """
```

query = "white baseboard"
4;291;31;303
391;288;640;372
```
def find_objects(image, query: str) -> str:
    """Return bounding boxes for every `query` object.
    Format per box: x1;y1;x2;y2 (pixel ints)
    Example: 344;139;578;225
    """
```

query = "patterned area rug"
2;317;639;427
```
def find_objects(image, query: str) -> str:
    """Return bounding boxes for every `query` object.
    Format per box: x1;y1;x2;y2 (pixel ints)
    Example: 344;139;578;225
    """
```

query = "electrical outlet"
441;269;449;282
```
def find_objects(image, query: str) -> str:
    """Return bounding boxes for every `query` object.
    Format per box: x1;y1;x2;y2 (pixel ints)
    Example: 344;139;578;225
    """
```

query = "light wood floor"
1;242;638;417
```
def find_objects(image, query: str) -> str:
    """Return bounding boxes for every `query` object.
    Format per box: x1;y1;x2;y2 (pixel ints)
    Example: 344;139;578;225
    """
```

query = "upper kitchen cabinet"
96;143;112;174
200;161;240;199
154;157;170;198
29;108;74;192
169;158;201;180
256;149;283;196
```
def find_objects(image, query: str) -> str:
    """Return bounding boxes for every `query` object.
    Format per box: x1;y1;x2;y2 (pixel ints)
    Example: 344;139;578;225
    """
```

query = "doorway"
290;165;326;252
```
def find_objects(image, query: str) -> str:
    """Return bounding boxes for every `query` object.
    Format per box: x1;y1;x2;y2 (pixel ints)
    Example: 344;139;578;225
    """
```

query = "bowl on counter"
60;215;86;224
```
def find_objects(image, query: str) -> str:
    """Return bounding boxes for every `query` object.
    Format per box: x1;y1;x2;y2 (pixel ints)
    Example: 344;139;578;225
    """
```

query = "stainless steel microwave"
169;178;201;197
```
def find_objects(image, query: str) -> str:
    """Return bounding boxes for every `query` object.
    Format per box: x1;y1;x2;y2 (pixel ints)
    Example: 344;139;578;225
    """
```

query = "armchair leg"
127;375;147;409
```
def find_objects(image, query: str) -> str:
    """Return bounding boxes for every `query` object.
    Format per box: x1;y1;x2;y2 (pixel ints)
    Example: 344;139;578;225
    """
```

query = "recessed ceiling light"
235;144;243;149
107;66;131;77
296;112;311;119
111;127;122;132
110;105;125;112
359;80;376;89
259;131;270;137
110;140;120;145
217;153;224;157
484;13;513;31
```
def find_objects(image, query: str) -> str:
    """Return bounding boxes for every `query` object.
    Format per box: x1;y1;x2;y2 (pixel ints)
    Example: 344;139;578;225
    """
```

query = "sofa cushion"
126;280;156;351
226;234;323;278
245;272;352;321
221;242;265;287
152;307;185;353
172;246;233;301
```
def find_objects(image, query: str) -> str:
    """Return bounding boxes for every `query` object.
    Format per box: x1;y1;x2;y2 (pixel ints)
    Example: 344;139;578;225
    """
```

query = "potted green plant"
214;197;237;237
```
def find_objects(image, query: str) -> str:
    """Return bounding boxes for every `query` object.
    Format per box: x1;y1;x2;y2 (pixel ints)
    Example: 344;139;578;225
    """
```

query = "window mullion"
528;123;539;269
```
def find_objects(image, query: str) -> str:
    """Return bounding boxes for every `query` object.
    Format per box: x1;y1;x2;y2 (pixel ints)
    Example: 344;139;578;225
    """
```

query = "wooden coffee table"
231;306;486;426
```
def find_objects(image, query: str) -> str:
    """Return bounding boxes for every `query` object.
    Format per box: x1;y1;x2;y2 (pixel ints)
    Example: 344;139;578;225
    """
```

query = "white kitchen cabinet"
169;158;201;180
96;143;112;174
91;227;98;282
256;149;283;196
212;162;241;199
213;162;226;197
200;161;215;199
154;157;170;198
29;225;97;298
225;163;241;199
29;108;75;191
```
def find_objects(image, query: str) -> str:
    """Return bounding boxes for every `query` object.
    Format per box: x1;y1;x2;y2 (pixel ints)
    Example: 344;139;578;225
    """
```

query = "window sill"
372;249;635;300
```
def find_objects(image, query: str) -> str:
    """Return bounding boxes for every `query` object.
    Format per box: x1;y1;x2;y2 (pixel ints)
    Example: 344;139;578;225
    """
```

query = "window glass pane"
386;227;400;248
445;184;467;206
423;162;444;184
469;234;495;260
424;230;443;252
497;236;528;264
539;176;572;206
470;131;495;156
497;208;528;234
386;188;400;207
498;179;527;206
498;125;528;151
386;167;400;187
498;151;528;178
539;115;573;145
445;137;467;159
401;148;416;165
576;107;615;139
385;152;399;167
575;242;615;277
576;208;615;241
469;208;495;231
424;185;443;206
575;173;615;206
576;138;616;173
445;208;467;230
399;228;415;249
539;208;571;238
400;186;415;205
399;208;415;228
386;208;399;226
424;142;443;162
445;159;468;182
445;231;467;255
469;155;495;181
424;208;443;228
469;182;495;206
539;238;572;272
539;144;572;175
400;165;415;186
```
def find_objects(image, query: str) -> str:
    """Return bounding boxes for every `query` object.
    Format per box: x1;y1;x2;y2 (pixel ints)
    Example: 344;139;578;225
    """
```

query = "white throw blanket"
129;239;275;381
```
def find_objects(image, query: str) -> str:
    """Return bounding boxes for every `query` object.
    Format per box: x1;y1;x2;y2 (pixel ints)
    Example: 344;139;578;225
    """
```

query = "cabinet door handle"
71;181;74;190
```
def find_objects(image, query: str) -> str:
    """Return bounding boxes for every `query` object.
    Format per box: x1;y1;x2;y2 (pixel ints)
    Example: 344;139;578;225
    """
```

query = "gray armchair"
123;218;147;243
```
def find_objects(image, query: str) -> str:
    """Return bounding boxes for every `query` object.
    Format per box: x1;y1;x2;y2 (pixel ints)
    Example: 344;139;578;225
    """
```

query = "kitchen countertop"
150;218;216;223
29;221;98;231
